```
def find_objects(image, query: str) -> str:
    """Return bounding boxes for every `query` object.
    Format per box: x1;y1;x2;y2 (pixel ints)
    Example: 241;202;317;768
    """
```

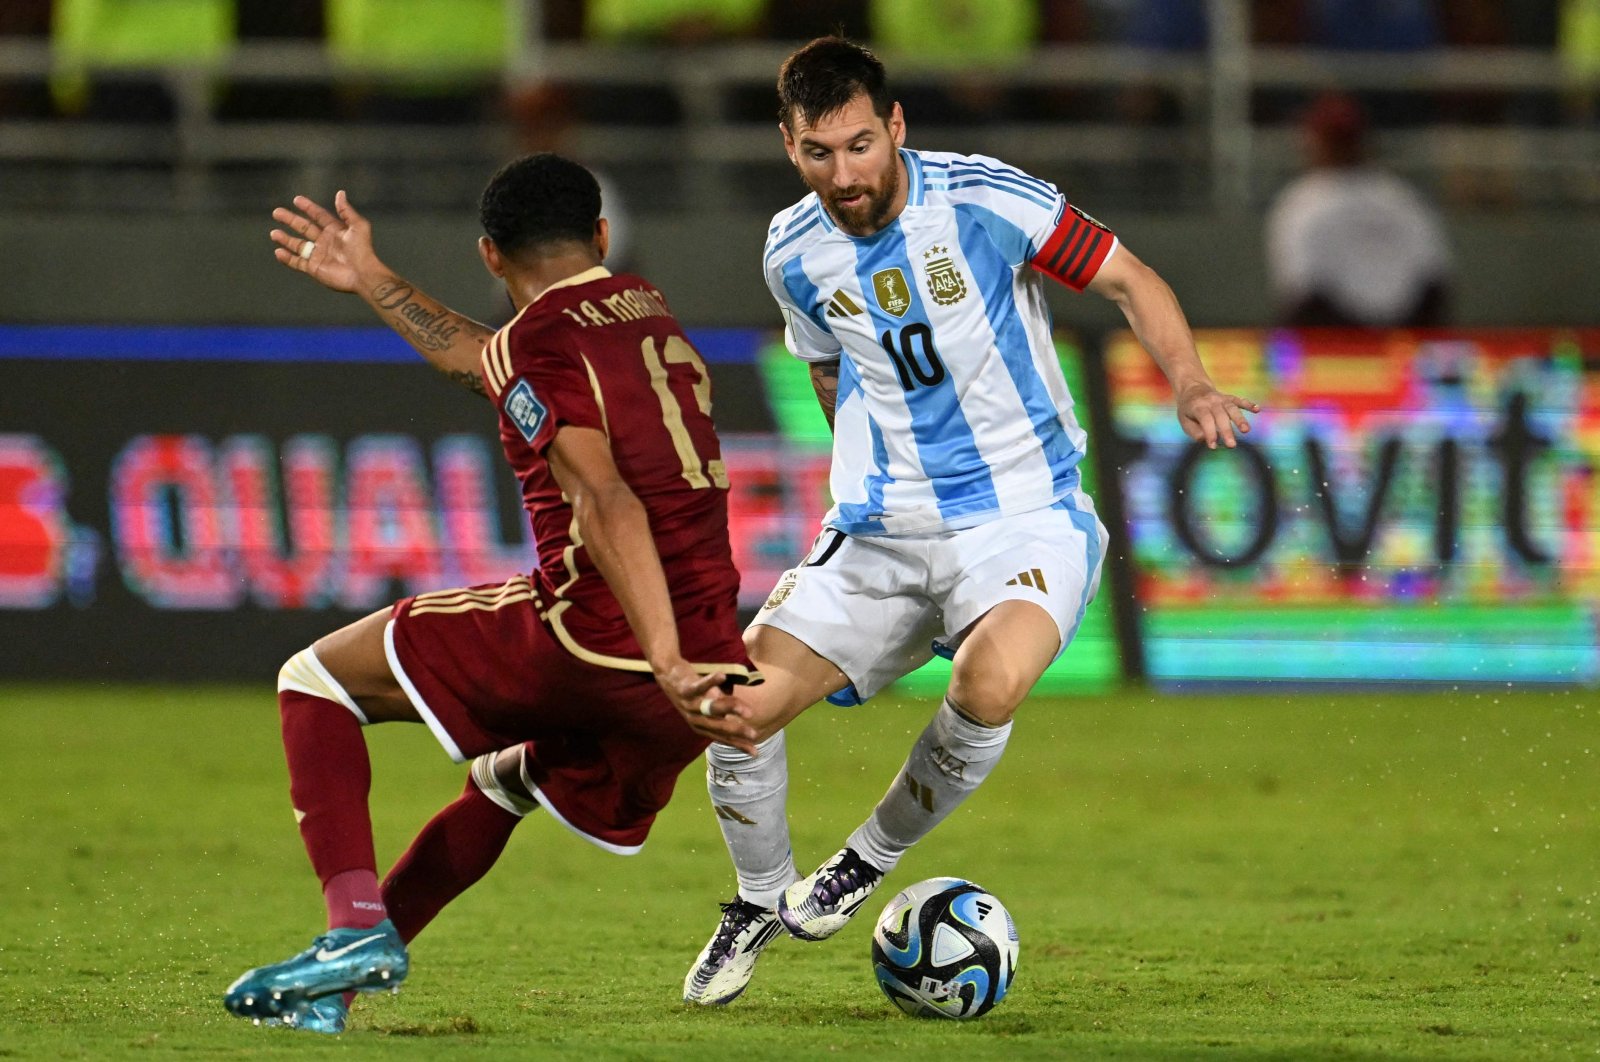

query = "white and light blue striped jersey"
763;147;1119;536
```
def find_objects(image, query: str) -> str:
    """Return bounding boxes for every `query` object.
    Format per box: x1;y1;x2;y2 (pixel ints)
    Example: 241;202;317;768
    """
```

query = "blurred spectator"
326;0;505;123
1265;93;1453;327
51;0;234;121
1561;0;1600;202
869;0;1038;123
871;0;1037;65
587;0;763;46
1562;0;1600;122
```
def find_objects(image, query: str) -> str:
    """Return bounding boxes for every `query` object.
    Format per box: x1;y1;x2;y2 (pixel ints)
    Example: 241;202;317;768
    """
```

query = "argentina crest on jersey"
505;379;548;442
920;245;968;307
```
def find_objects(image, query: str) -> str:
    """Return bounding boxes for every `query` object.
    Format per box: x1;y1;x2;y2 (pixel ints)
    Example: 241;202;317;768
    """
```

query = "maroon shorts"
386;575;708;853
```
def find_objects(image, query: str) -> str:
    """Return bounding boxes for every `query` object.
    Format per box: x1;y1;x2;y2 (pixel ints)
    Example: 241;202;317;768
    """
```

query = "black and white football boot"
777;847;885;941
682;898;784;1005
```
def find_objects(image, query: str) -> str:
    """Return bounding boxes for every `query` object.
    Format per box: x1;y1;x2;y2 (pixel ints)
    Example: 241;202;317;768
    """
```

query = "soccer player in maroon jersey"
226;153;764;1033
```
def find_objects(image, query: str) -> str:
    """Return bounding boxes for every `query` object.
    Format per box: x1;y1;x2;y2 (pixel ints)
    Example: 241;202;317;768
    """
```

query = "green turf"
1;684;1595;1060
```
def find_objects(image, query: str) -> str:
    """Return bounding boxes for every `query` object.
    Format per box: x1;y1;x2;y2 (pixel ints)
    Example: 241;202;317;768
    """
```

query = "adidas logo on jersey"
1005;568;1049;593
824;289;864;318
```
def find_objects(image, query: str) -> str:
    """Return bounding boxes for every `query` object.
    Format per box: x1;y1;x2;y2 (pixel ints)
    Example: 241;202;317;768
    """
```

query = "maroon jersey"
477;267;754;680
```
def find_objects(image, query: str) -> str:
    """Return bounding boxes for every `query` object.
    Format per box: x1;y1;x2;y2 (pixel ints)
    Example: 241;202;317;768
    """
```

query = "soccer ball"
870;877;1019;1019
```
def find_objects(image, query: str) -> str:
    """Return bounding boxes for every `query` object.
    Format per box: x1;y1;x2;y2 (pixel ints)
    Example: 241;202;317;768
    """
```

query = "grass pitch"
0;683;1595;1060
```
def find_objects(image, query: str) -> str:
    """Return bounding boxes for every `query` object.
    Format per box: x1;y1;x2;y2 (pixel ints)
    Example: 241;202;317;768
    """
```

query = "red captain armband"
1031;204;1116;291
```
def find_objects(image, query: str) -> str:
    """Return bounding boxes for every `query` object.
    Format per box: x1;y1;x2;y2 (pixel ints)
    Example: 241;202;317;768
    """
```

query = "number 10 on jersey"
880;324;947;392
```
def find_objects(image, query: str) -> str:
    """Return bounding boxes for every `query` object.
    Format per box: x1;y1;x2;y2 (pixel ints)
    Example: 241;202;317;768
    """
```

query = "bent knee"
948;661;1033;723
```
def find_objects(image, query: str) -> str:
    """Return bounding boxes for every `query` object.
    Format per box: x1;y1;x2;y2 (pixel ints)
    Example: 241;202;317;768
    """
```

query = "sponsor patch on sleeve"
505;379;548;443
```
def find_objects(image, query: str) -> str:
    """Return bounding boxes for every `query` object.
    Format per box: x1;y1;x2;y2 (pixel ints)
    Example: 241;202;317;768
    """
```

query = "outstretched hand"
655;660;759;755
269;191;382;294
1176;381;1262;449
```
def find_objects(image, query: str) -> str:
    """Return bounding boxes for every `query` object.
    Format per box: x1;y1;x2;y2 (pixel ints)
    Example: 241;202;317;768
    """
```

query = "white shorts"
751;495;1109;703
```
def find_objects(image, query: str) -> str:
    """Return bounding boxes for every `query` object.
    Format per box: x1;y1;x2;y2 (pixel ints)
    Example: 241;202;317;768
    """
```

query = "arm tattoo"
371;275;493;397
809;358;841;433
445;368;488;397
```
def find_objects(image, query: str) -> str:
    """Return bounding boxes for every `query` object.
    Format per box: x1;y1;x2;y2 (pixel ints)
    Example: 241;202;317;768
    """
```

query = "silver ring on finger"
699;696;715;717
299;240;316;260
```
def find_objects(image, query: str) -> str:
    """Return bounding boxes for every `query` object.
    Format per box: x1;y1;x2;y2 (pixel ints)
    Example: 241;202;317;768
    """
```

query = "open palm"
269;191;382;294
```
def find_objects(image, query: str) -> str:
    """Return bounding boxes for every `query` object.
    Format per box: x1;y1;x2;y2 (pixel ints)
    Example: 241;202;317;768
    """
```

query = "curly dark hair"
478;153;601;257
777;36;892;129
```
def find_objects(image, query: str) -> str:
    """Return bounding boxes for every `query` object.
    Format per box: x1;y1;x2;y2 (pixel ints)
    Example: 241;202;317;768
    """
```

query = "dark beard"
822;162;901;236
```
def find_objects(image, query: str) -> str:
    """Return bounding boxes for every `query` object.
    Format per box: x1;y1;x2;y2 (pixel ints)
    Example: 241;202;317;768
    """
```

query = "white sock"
707;733;798;909
849;698;1012;874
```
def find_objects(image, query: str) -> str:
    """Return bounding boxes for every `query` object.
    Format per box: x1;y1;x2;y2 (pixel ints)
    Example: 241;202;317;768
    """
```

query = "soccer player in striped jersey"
679;37;1261;1005
227;154;760;1032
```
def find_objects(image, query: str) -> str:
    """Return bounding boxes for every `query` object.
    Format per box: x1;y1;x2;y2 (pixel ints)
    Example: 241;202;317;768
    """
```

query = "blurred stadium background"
2;1;1599;1055
3;0;1599;686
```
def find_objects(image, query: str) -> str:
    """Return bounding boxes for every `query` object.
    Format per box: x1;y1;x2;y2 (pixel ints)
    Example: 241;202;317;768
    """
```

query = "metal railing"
1;33;1595;214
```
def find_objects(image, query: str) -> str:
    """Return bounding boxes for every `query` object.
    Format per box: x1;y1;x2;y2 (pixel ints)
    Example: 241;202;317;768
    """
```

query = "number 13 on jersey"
640;334;729;490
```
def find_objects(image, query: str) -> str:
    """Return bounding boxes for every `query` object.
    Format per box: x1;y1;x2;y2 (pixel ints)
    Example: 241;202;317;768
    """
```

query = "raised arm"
545;425;757;750
1086;246;1261;449
270;191;494;398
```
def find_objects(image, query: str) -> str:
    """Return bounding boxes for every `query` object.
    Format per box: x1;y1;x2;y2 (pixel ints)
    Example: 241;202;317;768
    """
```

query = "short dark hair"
478;153;601;258
777;36;892;129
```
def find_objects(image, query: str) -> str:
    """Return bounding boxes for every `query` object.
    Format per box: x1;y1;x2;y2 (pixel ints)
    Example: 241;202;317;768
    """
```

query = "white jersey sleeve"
764;200;844;364
924;151;1067;267
765;261;843;363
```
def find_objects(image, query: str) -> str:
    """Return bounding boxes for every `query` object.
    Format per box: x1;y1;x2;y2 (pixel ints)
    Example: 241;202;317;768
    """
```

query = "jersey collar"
901;147;925;207
534;265;611;303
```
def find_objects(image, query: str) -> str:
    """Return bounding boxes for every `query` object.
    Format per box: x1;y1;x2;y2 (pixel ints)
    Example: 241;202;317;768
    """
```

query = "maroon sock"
380;776;525;943
279;690;384;929
323;869;387;930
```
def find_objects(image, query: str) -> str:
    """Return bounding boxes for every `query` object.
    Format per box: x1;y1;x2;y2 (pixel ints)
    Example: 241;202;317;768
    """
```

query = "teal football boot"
224;919;407;1021
264;994;349;1034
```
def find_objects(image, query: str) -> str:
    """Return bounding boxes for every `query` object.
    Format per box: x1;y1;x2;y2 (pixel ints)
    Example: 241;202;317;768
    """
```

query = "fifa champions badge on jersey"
921;246;968;307
872;268;912;317
505;379;548;443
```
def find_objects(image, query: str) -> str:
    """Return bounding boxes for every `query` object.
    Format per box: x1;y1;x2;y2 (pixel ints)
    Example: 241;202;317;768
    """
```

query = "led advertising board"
1107;329;1600;685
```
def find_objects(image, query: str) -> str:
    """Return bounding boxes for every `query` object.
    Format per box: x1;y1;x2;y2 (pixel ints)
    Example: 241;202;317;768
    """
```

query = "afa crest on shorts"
921;245;968;307
505;379;548;443
761;572;798;611
872;267;912;318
